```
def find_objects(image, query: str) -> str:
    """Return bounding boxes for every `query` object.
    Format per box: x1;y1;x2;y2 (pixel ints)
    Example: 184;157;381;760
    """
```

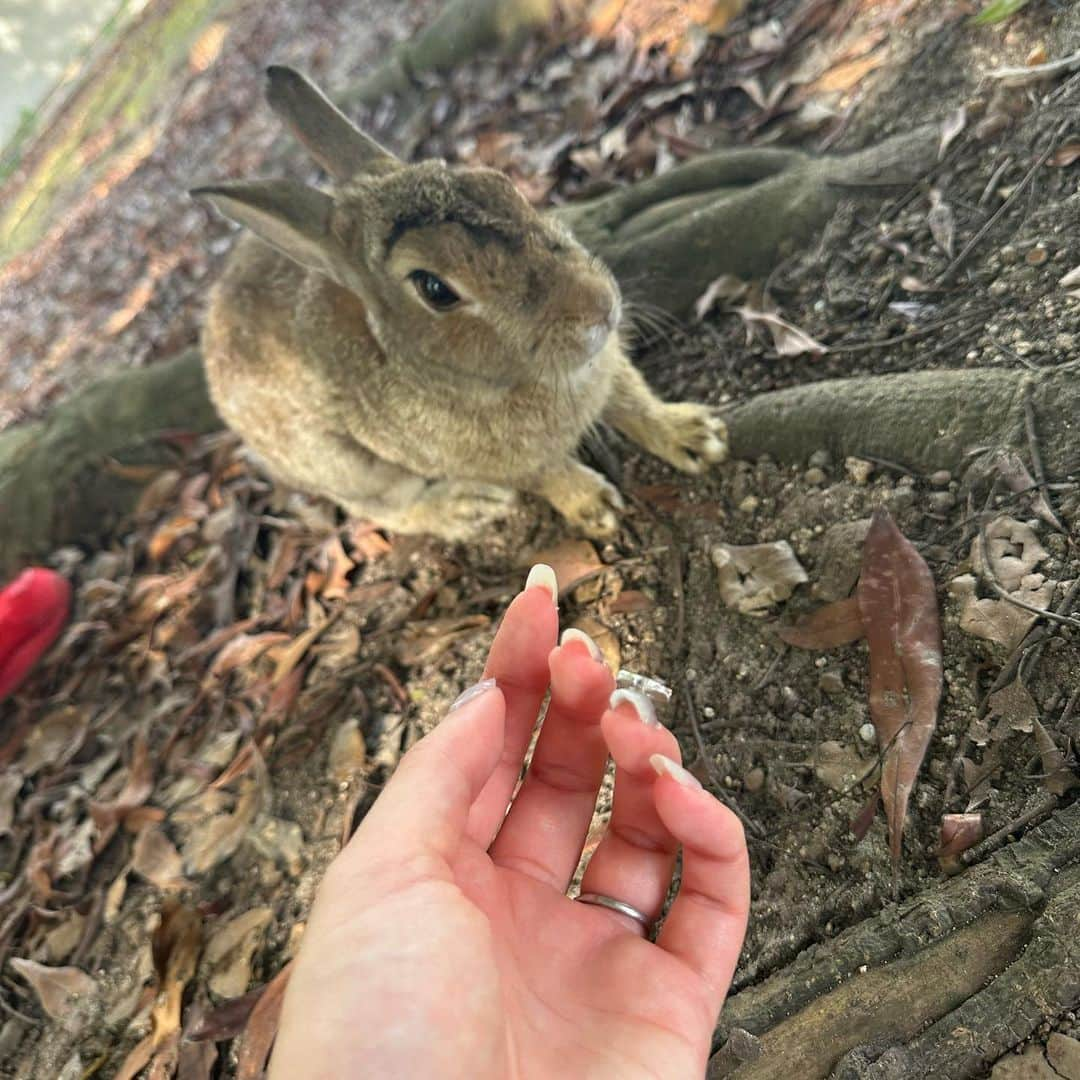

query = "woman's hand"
271;565;750;1079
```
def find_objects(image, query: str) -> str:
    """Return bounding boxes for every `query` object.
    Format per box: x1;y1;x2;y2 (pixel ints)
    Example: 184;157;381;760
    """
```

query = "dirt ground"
1;0;1078;1077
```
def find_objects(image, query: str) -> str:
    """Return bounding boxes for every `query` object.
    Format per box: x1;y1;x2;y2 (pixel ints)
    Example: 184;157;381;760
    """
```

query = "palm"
272;577;748;1080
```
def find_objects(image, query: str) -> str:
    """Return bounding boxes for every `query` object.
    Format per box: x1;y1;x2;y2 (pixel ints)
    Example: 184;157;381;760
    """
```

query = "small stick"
938;141;1056;285
1022;381;1067;533
681;683;764;839
960;794;1058;866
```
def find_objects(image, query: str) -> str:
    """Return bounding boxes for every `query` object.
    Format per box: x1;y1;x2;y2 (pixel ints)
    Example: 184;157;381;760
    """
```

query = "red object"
0;568;71;701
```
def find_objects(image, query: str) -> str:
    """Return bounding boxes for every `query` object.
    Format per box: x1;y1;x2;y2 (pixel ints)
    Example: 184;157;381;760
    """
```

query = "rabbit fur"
194;66;726;540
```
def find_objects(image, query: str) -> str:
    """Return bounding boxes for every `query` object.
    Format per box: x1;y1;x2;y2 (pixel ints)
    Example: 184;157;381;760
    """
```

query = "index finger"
465;564;559;847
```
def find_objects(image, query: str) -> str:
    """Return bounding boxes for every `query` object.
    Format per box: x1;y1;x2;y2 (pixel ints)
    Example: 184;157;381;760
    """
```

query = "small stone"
929;491;956;513
744;767;766;793
859;723;877;744
1048;1033;1080;1080
930;470;952;487
804;467;827;486
739;495;760;514
845;457;874;485
990;1045;1059;1079
809;449;832;469
1025;245;1049;266
819;671;845;695
999;244;1020;265
827;853;845;872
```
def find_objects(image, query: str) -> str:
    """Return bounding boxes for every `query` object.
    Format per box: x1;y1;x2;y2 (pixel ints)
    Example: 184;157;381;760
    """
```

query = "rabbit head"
193;67;620;386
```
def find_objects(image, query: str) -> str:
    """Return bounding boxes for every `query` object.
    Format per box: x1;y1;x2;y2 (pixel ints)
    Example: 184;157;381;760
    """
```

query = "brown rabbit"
193;66;725;540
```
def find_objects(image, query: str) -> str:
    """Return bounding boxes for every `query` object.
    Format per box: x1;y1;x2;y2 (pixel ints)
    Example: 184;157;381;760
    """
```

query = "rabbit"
193;66;726;541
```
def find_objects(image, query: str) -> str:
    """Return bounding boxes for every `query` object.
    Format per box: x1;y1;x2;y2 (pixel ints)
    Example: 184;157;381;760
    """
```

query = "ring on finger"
575;891;653;935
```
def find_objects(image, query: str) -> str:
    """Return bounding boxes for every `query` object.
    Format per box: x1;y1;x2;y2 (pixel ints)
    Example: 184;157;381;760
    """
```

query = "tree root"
709;799;1080;1079
722;366;1080;480
0;350;219;575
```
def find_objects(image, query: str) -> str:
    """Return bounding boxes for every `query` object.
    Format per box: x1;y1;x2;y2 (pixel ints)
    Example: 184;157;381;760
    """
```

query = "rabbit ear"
191;179;345;276
265;65;397;180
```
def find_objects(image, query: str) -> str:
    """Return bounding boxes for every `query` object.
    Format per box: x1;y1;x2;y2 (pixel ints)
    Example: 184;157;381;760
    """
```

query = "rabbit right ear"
265;65;398;181
191;179;346;277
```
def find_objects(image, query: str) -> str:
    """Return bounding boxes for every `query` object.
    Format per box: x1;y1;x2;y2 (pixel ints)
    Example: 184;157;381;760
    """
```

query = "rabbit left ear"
191;179;346;277
265;65;398;181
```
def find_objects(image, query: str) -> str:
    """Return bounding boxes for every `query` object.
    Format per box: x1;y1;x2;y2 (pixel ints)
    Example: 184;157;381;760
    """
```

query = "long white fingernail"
449;678;497;712
525;563;558;605
561;627;605;663
610;688;660;727
649;753;702;789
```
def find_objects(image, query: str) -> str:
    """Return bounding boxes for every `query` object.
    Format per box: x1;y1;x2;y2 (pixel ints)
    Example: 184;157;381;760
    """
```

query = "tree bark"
709;800;1080;1079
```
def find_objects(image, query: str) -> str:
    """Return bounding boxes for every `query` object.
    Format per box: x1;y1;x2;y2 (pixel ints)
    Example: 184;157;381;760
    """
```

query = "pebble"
819;671;845;695
929;491;956;513
845;457;874;485
809;449;832;469
744;767;766;793
859;723;877;744
739;495;760;514
930;470;952;487
804;467;827;486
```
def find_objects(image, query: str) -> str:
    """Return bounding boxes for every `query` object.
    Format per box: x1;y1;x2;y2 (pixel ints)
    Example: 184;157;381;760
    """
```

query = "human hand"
270;566;750;1079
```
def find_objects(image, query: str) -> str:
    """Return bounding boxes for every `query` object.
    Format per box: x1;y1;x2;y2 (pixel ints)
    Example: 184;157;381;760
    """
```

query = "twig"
1061;687;1079;730
1022;380;1067;534
681;683;763;839
960;794;1059;866
825;308;987;355
938;141;1056;285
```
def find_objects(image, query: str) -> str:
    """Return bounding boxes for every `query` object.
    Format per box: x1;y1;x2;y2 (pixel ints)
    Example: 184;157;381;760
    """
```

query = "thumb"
346;681;506;866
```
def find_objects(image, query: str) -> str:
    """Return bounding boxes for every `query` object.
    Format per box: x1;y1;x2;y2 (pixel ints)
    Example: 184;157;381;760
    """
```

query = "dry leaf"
1060;265;1080;288
1031;720;1079;796
712;541;808;615
132;825;187;889
395;615;490;667
939;105;967;159
236;961;293;1080
857;508;942;873
327;719;367;784
928;190;955;258
777;596;864;649
205;907;273;999
182;776;262;875
973;516;1048;591
526;539;604;595
0;769;23;836
951;573;1054;652
10;959;97;1032
1049;142;1080;167
694;274;749;320
20;707;88;776
607;590;654;614
735;306;827;357
938;813;984;865
148;514;200;561
986;679;1038;737
569;615;621;672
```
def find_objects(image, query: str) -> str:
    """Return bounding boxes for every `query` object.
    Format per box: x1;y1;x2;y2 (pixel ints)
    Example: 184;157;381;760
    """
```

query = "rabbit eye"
410;270;460;311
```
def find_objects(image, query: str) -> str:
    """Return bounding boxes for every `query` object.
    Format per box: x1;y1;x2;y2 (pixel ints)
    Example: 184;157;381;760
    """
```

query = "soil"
1;0;1078;1077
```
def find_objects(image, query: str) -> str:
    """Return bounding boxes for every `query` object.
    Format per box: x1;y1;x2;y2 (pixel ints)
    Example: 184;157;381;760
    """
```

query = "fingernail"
649;753;702;790
525;563;558;605
560;627;605;664
449;678;497;712
609;688;660;727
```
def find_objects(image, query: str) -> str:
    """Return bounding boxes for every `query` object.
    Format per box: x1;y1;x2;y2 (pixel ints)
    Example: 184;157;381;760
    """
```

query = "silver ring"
576;892;652;932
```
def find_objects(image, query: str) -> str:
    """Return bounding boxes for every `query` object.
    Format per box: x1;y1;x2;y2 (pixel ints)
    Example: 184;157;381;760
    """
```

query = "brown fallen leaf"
607;590;654;615
205;907;273;999
939;105;967;159
236;961;293;1080
938;812;984;871
526;538;604;595
950;572;1055;652
90;732;154;846
10;959;97;1032
986;679;1038;739
734;306;827;357
1049;141;1080;167
115;901;204;1080
148;514;201;561
778;596;863;649
395;615;490;667
712;541;808;615
857;508;942;877
1030;720;1079;796
132;825;187;890
327;719;367;784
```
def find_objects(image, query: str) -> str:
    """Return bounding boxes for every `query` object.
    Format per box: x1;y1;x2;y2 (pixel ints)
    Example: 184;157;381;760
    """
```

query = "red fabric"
0;568;71;701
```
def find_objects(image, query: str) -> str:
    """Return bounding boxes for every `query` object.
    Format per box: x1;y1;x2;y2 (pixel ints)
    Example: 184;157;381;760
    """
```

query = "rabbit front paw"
651;404;728;475
538;464;625;539
385;480;517;540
